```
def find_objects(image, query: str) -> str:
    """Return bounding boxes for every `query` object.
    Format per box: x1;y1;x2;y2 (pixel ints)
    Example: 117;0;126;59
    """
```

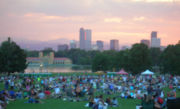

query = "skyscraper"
110;40;119;51
70;40;77;49
151;31;157;38
79;28;92;50
96;40;104;51
141;39;150;47
85;29;92;50
79;28;85;50
151;31;161;48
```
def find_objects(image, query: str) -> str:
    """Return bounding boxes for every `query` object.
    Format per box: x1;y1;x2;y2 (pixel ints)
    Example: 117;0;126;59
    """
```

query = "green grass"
6;99;141;109
1;80;180;109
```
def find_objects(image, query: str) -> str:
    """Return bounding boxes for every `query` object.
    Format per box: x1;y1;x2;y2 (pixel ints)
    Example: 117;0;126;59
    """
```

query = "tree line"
27;43;180;75
92;43;180;75
0;38;180;75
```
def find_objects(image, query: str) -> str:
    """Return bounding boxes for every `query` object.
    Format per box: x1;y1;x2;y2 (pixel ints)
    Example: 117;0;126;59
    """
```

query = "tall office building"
151;31;161;48
110;40;119;51
70;40;77;49
80;28;85;50
79;28;92;50
85;29;92;50
151;31;157;38
141;39;150;47
96;40;104;51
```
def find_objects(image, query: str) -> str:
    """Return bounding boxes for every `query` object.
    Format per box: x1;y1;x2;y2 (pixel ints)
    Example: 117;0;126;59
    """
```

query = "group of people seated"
86;95;118;109
0;74;179;109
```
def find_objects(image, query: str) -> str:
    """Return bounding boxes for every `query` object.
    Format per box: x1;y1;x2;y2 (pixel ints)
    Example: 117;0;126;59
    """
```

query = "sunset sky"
0;0;180;46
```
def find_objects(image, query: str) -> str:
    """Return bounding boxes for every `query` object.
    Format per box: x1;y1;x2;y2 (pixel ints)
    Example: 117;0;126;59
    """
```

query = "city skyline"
0;0;180;46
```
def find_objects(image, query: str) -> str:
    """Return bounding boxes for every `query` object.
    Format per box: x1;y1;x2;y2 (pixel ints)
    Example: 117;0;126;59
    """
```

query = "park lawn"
6;99;141;109
0;82;180;109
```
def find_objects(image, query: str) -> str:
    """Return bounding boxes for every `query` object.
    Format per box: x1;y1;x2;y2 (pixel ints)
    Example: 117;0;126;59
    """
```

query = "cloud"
133;16;145;21
23;13;86;22
131;0;178;3
104;18;122;23
0;0;180;46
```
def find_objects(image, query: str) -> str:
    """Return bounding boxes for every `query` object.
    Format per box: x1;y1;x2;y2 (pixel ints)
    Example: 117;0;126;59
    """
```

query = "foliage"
92;53;109;72
24;43;180;75
161;44;180;75
55;49;100;65
149;47;162;72
128;43;151;74
25;50;39;57
0;38;27;73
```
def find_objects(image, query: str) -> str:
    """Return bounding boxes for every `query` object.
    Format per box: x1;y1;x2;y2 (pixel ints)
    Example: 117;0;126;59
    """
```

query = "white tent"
141;70;154;75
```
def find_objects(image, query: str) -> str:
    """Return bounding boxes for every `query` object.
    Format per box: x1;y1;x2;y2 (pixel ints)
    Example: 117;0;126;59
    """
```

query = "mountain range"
0;37;129;51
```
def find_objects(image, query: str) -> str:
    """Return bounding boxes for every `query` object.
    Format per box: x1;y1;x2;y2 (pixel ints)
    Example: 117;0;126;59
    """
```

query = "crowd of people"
0;73;180;109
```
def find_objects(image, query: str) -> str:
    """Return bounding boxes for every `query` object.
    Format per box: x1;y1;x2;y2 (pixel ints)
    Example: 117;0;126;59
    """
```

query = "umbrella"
117;69;128;75
141;70;154;75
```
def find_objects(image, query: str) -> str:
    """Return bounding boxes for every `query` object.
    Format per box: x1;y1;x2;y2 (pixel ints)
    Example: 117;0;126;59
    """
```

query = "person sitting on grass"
26;96;39;103
87;96;95;108
38;90;45;100
44;88;51;98
98;99;108;109
0;93;7;109
105;97;111;106
53;86;61;98
16;90;22;99
141;94;154;109
8;87;16;99
112;97;118;107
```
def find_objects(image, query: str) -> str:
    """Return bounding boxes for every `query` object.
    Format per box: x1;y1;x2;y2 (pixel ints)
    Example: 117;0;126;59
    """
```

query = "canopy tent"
107;72;116;75
117;69;128;75
141;70;154;75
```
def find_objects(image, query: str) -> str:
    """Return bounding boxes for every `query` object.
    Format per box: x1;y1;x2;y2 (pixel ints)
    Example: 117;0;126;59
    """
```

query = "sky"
0;0;180;46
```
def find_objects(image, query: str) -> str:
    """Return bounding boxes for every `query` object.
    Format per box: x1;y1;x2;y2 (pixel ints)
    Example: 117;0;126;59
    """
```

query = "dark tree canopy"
0;38;27;73
92;53;109;72
161;44;180;75
128;43;151;74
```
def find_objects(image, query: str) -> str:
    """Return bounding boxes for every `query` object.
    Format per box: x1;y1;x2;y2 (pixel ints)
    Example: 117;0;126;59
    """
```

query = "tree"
115;49;130;72
42;48;54;55
161;44;180;75
92;53;109;72
25;50;39;57
129;43;151;74
103;50;117;71
149;48;162;72
0;37;27;74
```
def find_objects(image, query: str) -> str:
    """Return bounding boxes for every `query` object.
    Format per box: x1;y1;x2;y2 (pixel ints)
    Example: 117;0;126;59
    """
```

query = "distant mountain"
0;37;131;51
0;37;71;51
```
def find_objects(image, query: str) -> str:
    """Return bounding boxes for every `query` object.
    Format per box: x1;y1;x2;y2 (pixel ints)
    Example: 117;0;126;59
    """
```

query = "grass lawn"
6;99;141;109
0;80;180;109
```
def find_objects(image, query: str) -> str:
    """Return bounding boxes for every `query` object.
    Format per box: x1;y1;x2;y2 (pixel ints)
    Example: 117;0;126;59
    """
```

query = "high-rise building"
110;40;119;51
70;40;77;49
96;40;104;51
57;44;68;51
80;28;85;50
151;31;157;38
141;39;150;47
79;28;92;50
85;29;92;50
150;31;161;48
178;40;180;44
